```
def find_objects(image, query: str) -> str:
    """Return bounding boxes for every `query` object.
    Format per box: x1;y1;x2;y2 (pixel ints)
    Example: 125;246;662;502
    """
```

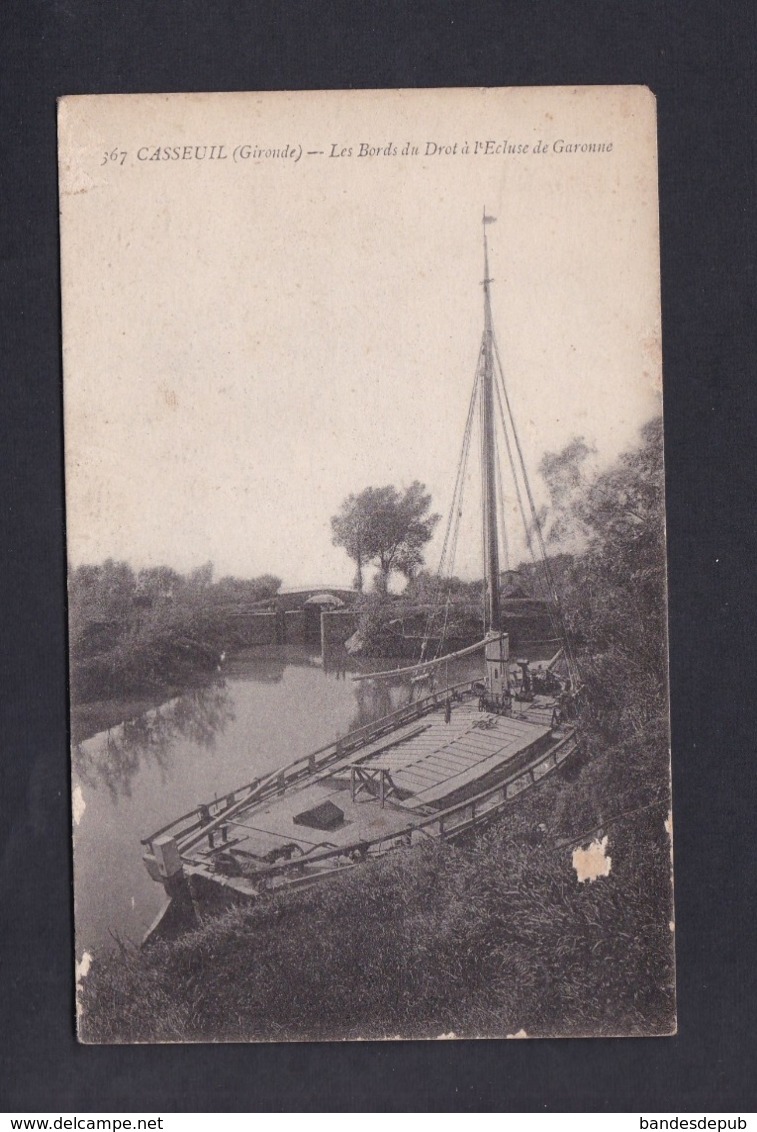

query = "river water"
72;646;482;957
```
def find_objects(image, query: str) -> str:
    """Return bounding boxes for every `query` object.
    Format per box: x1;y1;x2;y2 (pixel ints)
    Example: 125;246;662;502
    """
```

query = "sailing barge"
141;213;582;927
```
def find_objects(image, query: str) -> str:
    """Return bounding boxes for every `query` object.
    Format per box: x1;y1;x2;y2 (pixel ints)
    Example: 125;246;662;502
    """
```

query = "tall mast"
481;210;501;633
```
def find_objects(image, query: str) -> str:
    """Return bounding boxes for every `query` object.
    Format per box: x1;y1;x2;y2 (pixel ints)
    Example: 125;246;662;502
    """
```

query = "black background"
1;0;755;1112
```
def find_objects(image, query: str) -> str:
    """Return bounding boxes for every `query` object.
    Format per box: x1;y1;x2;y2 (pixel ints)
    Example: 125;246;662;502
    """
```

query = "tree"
187;561;214;591
538;436;596;546
69;559;136;624
404;569;465;603
212;574;282;603
136;565;181;603
331;482;441;593
539;417;668;744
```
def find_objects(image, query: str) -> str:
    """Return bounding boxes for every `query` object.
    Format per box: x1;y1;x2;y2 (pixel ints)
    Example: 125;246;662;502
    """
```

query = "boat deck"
222;778;418;858
188;698;554;864
356;700;551;807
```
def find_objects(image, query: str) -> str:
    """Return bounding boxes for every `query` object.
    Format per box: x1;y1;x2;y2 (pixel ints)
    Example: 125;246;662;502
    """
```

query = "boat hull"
141;679;580;942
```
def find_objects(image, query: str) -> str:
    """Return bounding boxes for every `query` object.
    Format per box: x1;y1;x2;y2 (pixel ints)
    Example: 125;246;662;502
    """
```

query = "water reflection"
231;658;286;683
322;646;350;679
229;647;326;684
350;677;398;729
73;648;491;952
72;682;234;803
347;667;444;732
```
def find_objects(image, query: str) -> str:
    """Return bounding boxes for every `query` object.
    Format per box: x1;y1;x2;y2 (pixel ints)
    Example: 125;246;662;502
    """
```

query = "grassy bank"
79;726;674;1042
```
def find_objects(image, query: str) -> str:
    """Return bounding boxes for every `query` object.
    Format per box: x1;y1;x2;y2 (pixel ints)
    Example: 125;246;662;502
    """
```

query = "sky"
60;87;662;588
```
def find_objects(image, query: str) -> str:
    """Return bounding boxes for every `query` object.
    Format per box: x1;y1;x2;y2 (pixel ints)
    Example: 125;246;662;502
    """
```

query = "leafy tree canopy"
539;417;667;746
331;482;440;592
538;436;597;547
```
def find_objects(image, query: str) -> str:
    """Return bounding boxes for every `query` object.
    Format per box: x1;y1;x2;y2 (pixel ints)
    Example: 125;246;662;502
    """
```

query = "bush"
69;565;281;702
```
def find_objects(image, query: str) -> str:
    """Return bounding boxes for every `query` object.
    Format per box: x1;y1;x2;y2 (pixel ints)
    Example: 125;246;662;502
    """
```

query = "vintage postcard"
59;86;674;1042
